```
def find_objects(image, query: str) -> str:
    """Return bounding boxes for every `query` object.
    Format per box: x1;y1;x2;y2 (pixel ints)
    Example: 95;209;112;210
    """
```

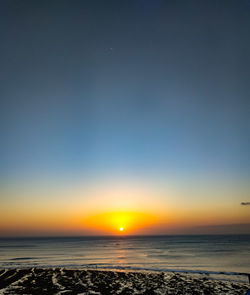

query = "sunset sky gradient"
0;0;250;236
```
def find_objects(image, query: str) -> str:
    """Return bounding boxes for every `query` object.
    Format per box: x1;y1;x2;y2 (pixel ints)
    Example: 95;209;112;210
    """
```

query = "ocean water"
0;235;249;276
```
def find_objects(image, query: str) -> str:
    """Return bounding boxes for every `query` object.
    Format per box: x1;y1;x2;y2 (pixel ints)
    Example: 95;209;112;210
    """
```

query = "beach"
0;268;249;295
1;236;249;294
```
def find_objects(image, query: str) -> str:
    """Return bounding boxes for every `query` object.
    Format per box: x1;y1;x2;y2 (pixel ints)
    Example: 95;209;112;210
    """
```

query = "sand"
0;268;249;295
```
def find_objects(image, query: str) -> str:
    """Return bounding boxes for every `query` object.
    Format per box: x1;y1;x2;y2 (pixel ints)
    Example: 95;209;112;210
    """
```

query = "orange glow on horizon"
1;179;250;236
83;210;160;234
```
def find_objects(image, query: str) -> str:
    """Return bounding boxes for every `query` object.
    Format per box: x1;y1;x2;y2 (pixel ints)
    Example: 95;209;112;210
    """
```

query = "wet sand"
0;268;248;295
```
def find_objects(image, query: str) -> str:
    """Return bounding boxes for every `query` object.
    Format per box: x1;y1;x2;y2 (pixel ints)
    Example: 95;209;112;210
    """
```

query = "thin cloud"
241;202;250;206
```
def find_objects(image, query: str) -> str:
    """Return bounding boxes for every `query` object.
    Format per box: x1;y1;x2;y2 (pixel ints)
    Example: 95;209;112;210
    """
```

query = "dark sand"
0;268;249;295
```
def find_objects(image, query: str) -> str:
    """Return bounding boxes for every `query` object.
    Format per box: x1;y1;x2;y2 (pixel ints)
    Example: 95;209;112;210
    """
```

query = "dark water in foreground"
0;235;249;274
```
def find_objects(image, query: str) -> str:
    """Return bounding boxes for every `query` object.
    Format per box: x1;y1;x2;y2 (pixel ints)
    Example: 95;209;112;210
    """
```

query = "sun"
119;227;124;231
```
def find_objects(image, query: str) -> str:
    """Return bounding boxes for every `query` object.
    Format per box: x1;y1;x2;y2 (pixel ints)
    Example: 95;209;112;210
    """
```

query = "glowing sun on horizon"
83;210;159;234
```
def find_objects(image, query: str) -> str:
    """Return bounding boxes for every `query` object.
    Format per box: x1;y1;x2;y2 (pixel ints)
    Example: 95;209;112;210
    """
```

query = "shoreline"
1;265;249;283
0;268;249;295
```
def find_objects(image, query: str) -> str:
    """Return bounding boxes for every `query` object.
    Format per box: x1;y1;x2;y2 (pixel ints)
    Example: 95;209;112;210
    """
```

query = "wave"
10;257;39;261
0;268;248;294
1;263;249;280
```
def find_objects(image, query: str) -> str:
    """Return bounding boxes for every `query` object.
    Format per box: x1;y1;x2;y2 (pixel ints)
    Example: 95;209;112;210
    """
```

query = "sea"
0;235;249;280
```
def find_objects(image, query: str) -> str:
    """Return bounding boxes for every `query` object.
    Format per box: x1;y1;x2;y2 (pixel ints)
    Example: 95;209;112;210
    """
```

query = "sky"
0;0;250;236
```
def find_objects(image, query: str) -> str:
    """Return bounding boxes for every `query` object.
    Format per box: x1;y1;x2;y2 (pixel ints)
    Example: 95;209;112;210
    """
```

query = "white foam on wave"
0;270;33;295
0;270;7;279
52;268;72;295
1;264;249;283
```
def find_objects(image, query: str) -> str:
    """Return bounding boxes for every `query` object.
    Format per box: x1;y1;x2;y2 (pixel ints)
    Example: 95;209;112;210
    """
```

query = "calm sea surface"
0;235;249;274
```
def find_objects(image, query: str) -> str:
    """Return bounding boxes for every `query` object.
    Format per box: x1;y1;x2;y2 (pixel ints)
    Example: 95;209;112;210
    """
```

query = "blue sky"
1;0;250;207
